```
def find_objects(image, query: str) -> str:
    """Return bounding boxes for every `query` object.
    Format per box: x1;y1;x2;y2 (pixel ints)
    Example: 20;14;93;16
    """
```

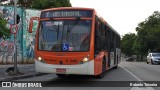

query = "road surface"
1;61;160;90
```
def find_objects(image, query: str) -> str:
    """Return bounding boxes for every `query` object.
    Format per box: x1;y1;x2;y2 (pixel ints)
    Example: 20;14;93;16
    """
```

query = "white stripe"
120;65;155;90
120;65;142;81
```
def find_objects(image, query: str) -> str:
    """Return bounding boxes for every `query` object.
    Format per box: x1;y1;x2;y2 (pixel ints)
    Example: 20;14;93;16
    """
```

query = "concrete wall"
0;6;40;64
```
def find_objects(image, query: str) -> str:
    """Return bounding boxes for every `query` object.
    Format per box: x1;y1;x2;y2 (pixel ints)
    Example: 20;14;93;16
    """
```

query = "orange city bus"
28;7;121;78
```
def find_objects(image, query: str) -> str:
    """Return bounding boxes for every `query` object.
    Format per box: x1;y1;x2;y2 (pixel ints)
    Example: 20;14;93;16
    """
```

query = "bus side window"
101;23;106;50
105;26;109;50
95;20;101;53
111;33;114;52
95;17;108;54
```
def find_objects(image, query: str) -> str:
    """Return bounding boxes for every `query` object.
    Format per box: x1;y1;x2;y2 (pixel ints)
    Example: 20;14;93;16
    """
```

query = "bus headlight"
38;57;42;61
83;57;89;62
80;55;89;64
37;57;46;63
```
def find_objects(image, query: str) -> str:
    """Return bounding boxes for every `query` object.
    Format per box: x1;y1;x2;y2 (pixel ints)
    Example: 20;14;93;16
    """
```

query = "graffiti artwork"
0;39;14;64
0;6;40;64
23;9;40;62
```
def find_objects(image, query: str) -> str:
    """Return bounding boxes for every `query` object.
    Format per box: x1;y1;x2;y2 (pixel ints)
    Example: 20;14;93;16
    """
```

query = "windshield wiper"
66;17;81;40
56;24;60;41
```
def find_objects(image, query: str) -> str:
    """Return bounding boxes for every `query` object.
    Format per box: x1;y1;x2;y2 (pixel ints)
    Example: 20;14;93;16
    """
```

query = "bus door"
110;32;115;67
114;35;117;65
107;31;111;68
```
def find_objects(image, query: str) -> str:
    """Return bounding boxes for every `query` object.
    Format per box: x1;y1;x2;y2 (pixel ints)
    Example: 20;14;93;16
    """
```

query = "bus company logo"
2;82;11;87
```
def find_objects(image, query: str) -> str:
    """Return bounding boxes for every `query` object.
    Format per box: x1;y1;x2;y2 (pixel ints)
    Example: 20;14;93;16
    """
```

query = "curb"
0;73;48;81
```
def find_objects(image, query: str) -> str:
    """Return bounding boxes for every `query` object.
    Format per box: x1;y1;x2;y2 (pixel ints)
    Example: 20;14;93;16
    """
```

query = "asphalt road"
120;61;160;81
1;61;160;90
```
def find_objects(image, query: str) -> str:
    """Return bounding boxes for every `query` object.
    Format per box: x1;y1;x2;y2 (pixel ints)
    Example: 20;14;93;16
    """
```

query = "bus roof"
41;7;120;37
41;7;94;12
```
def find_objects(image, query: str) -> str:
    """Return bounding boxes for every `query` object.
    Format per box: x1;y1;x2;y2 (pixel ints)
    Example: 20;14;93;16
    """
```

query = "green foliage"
18;0;33;7
9;0;72;9
31;0;71;9
0;13;10;39
135;11;160;54
8;0;32;7
121;11;160;60
121;33;136;56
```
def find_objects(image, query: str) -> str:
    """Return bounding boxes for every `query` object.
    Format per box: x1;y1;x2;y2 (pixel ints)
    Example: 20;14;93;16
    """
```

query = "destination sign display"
41;10;93;18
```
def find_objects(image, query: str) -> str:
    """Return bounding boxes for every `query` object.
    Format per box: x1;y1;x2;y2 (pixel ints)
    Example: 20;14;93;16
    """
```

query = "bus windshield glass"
38;20;91;52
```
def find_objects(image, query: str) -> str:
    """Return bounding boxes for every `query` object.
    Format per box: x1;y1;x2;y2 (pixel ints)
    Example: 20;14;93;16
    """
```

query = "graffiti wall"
23;9;40;63
0;6;40;64
0;6;23;64
0;39;14;64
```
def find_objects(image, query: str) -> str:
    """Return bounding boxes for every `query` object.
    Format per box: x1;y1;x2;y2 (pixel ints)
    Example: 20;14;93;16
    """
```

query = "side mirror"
28;17;39;33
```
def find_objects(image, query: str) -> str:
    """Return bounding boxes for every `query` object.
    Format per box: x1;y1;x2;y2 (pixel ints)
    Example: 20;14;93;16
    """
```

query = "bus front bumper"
35;60;94;75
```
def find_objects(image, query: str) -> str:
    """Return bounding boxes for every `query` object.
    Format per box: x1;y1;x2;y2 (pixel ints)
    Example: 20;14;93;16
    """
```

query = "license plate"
56;68;66;73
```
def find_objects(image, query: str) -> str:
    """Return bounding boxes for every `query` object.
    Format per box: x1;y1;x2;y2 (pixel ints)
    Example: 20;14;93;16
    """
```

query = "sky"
70;0;160;35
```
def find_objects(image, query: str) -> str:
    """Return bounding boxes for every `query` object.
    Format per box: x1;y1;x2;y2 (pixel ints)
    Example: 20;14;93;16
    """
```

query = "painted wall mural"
0;39;14;64
23;9;40;63
0;6;40;64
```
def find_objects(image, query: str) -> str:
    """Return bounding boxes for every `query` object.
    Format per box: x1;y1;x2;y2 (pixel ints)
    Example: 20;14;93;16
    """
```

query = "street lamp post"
13;0;18;74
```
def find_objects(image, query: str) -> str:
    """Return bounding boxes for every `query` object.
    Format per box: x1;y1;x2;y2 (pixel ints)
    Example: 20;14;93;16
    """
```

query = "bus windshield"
38;20;91;52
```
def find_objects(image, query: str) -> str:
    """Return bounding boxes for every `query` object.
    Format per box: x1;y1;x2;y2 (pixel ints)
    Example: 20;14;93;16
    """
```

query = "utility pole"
14;0;18;74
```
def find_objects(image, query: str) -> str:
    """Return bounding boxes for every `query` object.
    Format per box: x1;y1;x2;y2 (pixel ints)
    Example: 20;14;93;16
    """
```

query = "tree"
134;11;160;61
0;13;10;39
121;33;136;56
136;11;160;52
8;0;32;7
8;0;71;9
31;0;71;9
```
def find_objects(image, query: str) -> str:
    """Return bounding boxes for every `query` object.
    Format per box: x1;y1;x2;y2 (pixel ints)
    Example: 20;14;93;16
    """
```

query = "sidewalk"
0;64;47;81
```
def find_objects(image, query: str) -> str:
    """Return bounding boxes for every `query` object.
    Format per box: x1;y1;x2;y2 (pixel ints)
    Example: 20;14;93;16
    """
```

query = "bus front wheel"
96;58;106;78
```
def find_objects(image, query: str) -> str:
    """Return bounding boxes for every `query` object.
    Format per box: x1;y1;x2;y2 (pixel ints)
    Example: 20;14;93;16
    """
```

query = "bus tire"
56;74;66;78
96;57;106;78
